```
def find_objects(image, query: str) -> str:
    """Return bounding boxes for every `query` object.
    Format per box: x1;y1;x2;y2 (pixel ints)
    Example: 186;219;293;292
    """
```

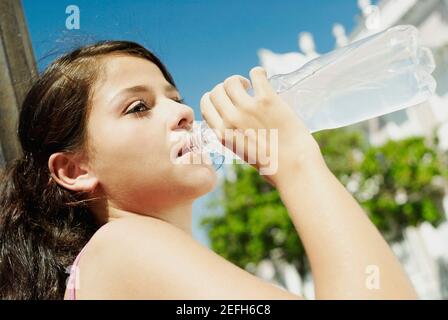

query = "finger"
200;92;224;135
209;83;240;128
223;75;254;108
249;66;274;97
221;128;249;162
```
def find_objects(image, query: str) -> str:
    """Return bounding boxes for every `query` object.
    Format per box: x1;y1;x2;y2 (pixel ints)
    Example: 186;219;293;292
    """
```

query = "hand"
200;66;324;186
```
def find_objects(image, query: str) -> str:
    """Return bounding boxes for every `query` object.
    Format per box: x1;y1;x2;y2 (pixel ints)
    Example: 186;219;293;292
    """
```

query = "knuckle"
212;83;222;93
216;83;226;95
200;102;208;114
223;75;239;88
241;77;251;89
222;113;239;127
223;78;231;90
210;85;220;99
244;102;258;114
257;94;272;106
200;91;210;102
209;89;218;104
199;101;206;113
199;94;210;109
252;66;266;76
249;67;258;79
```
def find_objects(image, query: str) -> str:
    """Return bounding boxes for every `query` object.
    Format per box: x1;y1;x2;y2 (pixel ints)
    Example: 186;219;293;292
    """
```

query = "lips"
174;136;192;159
171;136;213;166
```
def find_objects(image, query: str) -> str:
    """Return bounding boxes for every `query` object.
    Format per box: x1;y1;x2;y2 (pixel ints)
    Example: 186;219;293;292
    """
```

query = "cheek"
89;119;170;185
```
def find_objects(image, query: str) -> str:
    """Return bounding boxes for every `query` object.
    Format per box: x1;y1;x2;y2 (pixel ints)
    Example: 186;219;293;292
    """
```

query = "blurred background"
0;0;447;299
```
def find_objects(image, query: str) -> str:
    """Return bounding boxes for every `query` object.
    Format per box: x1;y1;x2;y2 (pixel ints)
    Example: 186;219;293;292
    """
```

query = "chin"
180;165;217;195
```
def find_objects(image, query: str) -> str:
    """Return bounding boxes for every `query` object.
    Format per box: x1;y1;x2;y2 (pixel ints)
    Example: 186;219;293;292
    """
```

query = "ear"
48;152;98;192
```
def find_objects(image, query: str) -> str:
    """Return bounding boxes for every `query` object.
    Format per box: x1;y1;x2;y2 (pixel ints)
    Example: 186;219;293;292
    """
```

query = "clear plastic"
178;121;226;171
270;25;436;132
181;25;437;170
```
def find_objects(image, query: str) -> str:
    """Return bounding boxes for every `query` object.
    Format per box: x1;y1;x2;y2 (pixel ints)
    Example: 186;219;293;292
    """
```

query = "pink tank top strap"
65;245;88;300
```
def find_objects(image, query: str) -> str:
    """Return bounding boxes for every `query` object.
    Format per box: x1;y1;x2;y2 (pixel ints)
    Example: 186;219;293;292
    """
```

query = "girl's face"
86;55;217;214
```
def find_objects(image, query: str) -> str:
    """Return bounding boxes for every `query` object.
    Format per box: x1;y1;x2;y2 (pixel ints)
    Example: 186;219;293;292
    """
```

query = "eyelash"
174;97;185;104
125;100;151;115
125;97;185;115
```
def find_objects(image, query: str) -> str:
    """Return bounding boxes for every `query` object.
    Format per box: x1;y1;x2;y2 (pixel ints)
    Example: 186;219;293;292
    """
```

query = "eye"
172;97;185;104
125;100;151;115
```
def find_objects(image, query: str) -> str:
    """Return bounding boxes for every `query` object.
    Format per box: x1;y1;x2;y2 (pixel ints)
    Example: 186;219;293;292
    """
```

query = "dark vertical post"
0;0;37;169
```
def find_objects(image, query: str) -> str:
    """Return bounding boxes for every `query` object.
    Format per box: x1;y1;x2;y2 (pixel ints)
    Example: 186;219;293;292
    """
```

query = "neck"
93;200;194;235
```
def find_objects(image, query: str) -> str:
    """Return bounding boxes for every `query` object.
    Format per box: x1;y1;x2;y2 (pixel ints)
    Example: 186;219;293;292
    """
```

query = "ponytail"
0;153;97;299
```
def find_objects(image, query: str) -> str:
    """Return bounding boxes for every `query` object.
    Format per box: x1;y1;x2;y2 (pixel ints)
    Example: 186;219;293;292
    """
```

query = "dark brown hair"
0;40;176;299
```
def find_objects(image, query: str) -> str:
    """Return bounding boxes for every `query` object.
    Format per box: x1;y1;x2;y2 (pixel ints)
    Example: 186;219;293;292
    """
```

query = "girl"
0;41;417;299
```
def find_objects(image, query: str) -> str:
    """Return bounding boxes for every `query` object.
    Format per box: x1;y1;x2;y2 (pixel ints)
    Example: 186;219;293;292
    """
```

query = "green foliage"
356;136;447;241
201;164;305;273
201;128;448;276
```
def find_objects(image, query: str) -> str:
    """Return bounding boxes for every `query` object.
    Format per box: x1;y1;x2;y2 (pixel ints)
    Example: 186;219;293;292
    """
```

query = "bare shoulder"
76;216;302;300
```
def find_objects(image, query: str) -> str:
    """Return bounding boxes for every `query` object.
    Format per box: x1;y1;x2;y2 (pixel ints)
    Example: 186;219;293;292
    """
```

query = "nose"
169;104;195;132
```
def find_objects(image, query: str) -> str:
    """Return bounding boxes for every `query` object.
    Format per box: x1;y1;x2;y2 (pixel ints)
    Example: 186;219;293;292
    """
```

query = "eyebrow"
115;84;177;96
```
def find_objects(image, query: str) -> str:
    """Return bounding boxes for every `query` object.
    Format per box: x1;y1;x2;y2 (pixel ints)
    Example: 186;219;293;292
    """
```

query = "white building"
257;0;448;299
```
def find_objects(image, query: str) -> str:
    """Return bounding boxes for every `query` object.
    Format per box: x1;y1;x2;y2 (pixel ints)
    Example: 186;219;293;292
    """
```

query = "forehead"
92;55;172;101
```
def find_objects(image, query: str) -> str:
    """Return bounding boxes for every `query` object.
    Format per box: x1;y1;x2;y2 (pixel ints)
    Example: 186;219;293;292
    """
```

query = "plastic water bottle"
269;25;436;133
182;25;437;170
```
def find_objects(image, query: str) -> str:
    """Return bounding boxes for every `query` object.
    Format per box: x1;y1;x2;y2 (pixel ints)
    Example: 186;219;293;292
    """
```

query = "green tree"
356;136;447;241
201;128;448;281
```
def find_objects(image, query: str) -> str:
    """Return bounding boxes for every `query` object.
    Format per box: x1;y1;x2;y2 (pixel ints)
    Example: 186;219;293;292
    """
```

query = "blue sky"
22;0;366;114
22;0;367;245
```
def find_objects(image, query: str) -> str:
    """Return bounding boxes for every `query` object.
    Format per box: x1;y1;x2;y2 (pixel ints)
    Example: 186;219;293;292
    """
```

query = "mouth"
175;138;192;159
171;136;214;167
177;146;188;158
